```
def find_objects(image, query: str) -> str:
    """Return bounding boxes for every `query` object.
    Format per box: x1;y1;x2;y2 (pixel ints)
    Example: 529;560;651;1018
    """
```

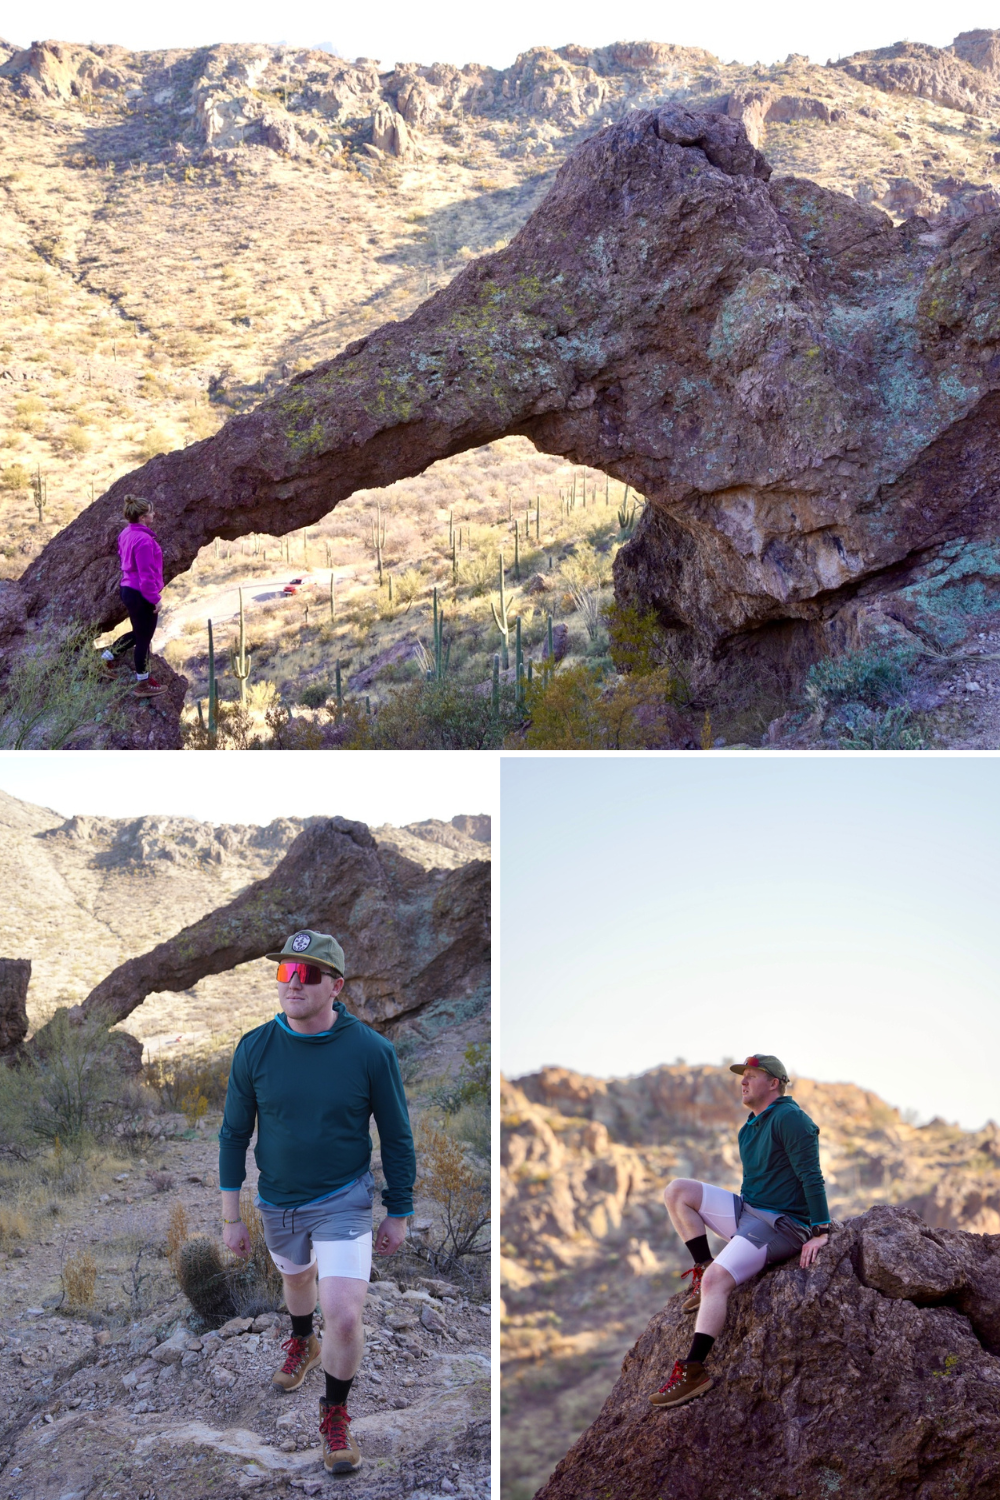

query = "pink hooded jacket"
118;523;163;607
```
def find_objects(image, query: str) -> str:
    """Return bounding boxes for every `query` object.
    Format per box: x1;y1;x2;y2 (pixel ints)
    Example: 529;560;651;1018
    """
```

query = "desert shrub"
834;704;927;750
299;679;331;708
415;1118;490;1274
0;1202;29;1247
522;664;684;749
0;463;30;491
137;425;176;460
805;644;917;710
0;626;128;749
0;1008;144;1148
230;1189;284;1317
62;1250;97;1308
429;1043;490;1115
350;680;520;749
144;1043;230;1113
166;1201;190;1272
606;601;668;677
64;424;92;454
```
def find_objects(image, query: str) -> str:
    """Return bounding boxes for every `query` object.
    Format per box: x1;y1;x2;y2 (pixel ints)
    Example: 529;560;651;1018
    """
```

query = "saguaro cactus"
207;619;218;736
370;500;386;585
229;587;252;705
492;653;500;713
491;550;511;669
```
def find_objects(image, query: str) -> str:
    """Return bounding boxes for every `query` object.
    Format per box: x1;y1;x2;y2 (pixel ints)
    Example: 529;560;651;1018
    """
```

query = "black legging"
119;586;158;675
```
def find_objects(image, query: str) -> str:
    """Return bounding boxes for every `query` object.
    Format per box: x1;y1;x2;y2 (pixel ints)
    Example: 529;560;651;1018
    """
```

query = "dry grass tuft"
62;1250;97;1307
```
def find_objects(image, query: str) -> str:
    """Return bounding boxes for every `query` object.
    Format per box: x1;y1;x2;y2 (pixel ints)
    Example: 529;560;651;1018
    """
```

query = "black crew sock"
684;1234;712;1266
687;1332;715;1365
324;1373;354;1407
290;1312;314;1340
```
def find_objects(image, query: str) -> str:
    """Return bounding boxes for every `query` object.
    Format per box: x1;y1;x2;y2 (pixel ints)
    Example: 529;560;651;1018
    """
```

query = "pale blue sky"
0;751;495;827
500;755;1000;1130
1;0;982;73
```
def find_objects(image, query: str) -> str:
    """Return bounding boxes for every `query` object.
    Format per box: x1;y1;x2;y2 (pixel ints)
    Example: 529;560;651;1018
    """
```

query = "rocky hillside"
501;1064;1000;1500
5;32;1000;740
0;789;488;1047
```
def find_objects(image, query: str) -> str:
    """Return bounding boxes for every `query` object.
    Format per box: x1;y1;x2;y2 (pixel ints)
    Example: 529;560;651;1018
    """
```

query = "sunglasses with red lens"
276;961;327;986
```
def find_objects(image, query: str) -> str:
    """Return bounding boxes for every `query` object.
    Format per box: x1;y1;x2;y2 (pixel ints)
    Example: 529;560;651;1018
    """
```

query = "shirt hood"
274;999;359;1043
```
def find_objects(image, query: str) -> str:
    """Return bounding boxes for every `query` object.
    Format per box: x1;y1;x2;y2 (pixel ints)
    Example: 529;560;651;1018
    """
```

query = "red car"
282;577;305;595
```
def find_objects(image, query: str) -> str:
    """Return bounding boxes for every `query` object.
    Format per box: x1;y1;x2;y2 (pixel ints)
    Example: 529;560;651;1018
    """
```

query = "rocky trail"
0;1126;490;1500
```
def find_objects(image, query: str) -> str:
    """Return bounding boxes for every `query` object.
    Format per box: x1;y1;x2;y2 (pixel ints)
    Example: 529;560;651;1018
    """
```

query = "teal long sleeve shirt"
738;1094;830;1229
218;1003;416;1216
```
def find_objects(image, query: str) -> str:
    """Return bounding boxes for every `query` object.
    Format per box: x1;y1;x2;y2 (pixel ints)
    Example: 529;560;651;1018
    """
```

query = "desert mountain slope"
5;33;1000;740
501;1063;1000;1499
0;789;488;1046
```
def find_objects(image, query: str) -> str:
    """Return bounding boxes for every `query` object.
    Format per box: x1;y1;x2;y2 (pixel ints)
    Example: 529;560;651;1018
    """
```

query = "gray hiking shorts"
696;1181;810;1285
255;1171;375;1281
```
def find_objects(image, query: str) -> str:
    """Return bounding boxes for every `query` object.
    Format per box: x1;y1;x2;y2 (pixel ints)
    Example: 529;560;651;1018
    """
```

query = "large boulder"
10;103;1000;710
536;1205;1000;1500
75;815;489;1030
0;957;30;1056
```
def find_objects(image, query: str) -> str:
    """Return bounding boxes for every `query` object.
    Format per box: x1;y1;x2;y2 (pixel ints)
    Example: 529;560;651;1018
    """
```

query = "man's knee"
663;1177;698;1208
282;1266;316;1288
321;1303;363;1342
701;1262;736;1296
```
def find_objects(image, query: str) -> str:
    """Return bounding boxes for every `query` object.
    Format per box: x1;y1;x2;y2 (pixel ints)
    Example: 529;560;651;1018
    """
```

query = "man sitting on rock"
650;1053;833;1410
218;929;416;1473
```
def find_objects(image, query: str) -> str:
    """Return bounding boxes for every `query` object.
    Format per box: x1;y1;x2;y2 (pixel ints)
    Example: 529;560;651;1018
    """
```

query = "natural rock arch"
76;817;489;1032
4;104;1000;698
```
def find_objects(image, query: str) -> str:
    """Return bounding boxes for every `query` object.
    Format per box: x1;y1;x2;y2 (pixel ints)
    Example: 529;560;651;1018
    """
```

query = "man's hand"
799;1233;829;1268
223;1219;251;1258
374;1217;407;1256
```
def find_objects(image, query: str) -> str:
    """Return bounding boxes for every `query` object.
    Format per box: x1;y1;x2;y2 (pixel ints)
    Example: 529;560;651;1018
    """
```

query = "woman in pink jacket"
115;495;165;697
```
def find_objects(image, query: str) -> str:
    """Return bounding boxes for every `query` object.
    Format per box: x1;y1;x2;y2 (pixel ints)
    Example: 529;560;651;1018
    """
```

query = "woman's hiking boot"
648;1359;714;1409
680;1262;708;1313
271;1334;321;1392
320;1399;361;1473
133;677;166;697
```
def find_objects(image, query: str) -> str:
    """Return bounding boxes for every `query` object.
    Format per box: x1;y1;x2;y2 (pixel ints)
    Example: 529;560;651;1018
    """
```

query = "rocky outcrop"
836;37;1000;114
0;958;29;1056
535;1205;1000;1500
8;92;1000;704
76;816;489;1031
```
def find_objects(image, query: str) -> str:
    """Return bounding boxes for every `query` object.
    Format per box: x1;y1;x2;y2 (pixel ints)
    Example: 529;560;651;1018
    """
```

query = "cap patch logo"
290;932;311;952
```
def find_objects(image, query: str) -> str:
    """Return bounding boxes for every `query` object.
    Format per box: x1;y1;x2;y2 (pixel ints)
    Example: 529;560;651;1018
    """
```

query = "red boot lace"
321;1402;351;1452
657;1360;686;1394
680;1264;705;1294
279;1336;309;1374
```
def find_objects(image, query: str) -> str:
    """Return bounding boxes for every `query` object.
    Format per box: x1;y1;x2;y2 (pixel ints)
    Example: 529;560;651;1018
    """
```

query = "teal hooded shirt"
737;1094;830;1228
218;1002;416;1215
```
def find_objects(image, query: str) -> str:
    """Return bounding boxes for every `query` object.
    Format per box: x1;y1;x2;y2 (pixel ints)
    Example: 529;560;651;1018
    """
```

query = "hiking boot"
649;1359;714;1409
271;1334;321;1392
133;677;167;697
320;1399;361;1474
680;1262;708;1313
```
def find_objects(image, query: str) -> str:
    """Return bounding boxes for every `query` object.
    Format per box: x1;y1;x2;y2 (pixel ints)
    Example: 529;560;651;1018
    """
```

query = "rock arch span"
5;104;1000;691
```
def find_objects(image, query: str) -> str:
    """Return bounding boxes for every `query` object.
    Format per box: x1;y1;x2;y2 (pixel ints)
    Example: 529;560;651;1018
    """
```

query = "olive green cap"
265;929;345;977
730;1054;790;1084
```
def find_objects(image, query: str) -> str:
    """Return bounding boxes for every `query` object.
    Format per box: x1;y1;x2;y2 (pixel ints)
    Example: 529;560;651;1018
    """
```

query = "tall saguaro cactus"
230;587;252;705
207;619;218;736
491;550;511;670
370;500;386;585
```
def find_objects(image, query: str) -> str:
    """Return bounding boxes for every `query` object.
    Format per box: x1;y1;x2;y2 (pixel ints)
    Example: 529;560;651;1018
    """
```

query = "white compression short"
268;1230;373;1282
693;1182;769;1286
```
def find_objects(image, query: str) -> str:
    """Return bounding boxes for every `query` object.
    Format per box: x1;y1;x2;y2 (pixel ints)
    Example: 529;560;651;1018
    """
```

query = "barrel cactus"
176;1236;236;1323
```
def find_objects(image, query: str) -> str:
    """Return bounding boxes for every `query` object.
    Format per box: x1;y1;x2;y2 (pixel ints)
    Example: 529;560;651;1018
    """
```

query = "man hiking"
218;929;416;1474
650;1053;833;1410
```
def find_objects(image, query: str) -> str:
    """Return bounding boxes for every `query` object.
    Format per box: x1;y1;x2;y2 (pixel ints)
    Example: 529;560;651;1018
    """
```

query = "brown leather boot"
649;1359;714;1408
271;1333;321;1392
320;1399;361;1473
680;1262;709;1313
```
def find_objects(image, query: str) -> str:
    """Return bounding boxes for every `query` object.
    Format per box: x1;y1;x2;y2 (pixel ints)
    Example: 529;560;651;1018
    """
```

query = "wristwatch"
810;1223;833;1236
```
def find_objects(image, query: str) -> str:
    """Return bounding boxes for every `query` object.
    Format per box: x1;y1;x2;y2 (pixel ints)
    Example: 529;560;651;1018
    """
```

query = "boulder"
536;1205;1000;1500
15;103;1000;704
0;957;30;1056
